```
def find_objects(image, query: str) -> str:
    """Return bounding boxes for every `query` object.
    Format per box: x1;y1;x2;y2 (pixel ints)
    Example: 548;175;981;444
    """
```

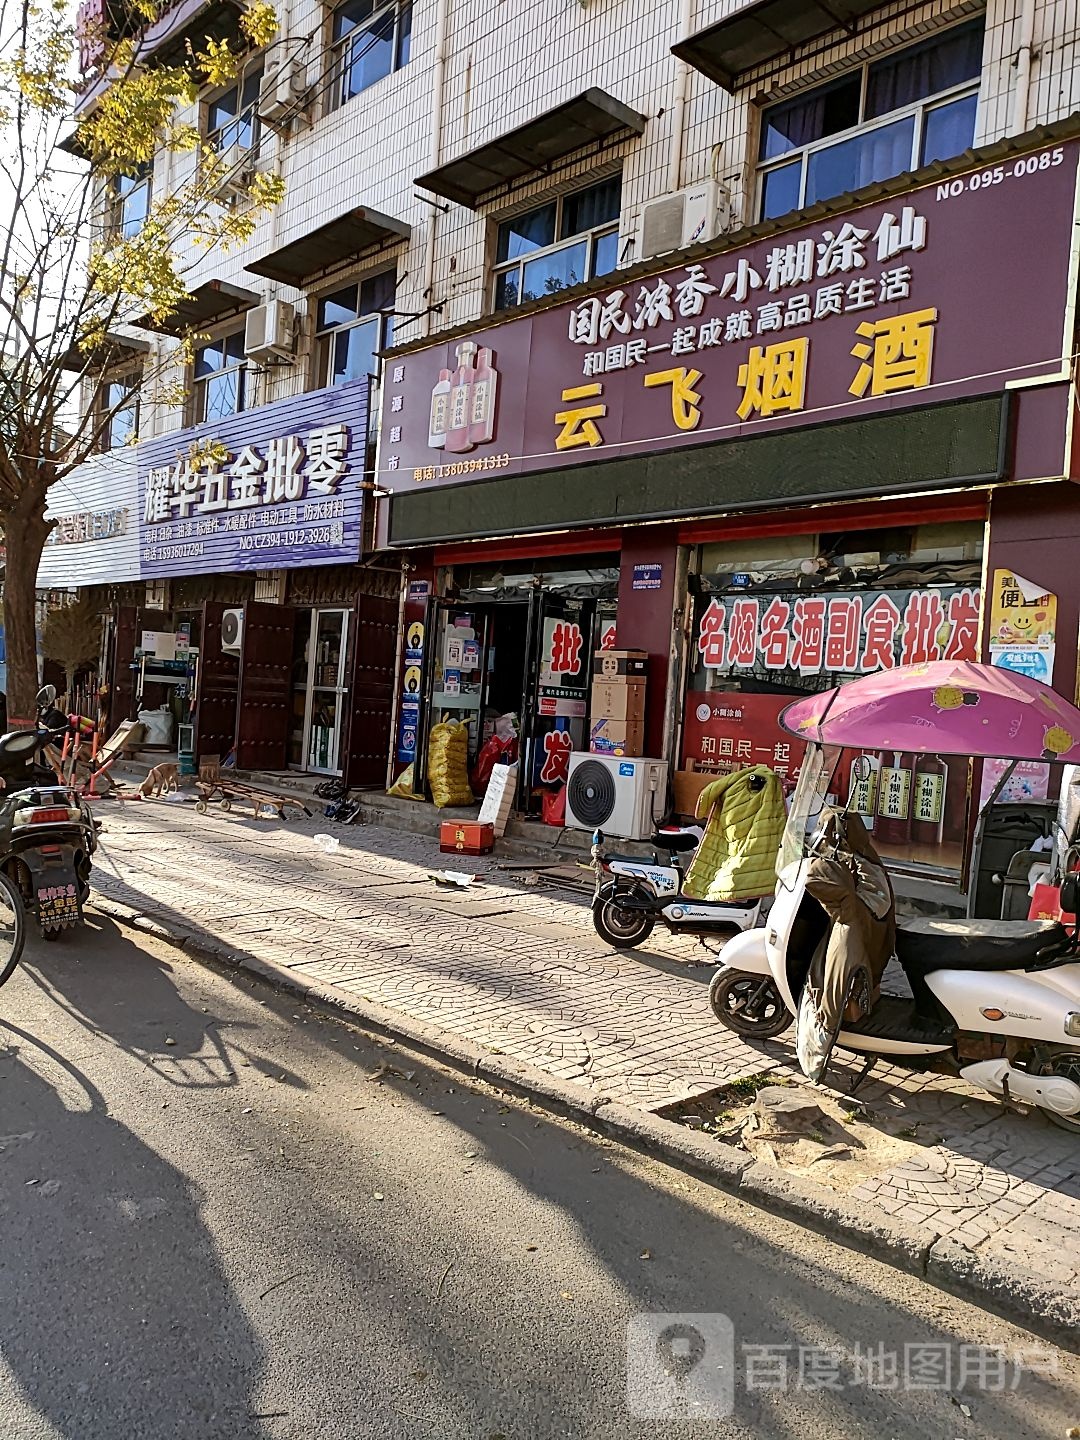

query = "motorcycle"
590;822;763;950
710;660;1080;1133
0;685;99;940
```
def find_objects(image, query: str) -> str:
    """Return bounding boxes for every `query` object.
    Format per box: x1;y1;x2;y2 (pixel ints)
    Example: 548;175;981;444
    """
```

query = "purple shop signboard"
137;378;368;578
379;140;1079;490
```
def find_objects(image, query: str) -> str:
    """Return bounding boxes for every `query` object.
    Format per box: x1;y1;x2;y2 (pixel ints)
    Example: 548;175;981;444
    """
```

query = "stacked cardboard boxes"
589;650;647;757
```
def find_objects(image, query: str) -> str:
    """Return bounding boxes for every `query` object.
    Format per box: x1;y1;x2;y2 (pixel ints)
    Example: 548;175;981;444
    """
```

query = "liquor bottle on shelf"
876;750;913;848
445;341;478;453
428;368;452;448
912;752;947;848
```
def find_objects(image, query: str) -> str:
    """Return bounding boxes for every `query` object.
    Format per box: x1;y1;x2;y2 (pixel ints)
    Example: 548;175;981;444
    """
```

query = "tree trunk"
4;501;51;726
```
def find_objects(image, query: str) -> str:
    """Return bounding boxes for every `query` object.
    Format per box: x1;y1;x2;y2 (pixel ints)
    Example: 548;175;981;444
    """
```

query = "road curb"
93;895;1080;1351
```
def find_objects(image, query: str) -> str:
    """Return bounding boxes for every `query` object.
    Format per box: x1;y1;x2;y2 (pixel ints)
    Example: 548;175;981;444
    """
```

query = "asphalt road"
0;914;1076;1440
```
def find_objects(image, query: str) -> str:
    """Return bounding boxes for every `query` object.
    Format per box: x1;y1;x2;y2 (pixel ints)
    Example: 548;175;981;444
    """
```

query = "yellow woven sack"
387;763;423;801
428;721;475;808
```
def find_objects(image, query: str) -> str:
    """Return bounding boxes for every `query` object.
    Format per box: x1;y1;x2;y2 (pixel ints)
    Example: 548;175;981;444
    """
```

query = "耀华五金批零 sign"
137;379;369;578
379;140;1079;488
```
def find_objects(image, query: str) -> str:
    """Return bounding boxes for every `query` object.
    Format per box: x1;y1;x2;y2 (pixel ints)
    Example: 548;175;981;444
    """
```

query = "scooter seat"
896;917;1071;975
652;830;699;853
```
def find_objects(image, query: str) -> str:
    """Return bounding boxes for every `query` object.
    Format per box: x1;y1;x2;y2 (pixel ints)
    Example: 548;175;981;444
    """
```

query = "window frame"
312;270;396;390
328;0;412;113
191;328;248;425
96;369;141;452
108;162;152;241
755;23;983;221
205;60;265;157
491;178;622;313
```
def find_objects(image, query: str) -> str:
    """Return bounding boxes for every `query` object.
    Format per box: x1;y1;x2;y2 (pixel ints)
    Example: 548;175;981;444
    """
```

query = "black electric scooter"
0;686;99;938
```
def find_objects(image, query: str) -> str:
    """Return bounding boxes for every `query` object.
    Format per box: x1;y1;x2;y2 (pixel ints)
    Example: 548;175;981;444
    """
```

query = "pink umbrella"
780;661;1080;763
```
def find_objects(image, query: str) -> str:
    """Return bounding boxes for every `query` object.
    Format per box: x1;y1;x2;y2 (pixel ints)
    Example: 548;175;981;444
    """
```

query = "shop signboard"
683;692;804;780
379;141;1078;491
695;585;981;678
37;449;141;587
137;378;368;578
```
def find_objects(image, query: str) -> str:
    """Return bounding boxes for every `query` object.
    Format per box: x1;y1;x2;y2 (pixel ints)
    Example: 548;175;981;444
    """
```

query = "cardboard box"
439;820;495;855
590;718;645;757
673;769;719;819
593;649;648;681
591;679;646;723
477;763;516;837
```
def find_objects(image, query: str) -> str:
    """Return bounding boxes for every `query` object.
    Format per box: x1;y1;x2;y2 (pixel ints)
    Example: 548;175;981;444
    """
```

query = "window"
493;176;621;311
109;162;151;240
97;372;140;450
193;330;247;423
207;65;264;153
757;20;983;221
330;0;411;109
315;271;395;388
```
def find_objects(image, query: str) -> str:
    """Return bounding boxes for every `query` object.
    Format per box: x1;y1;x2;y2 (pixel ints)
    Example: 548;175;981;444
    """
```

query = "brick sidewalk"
89;799;1080;1288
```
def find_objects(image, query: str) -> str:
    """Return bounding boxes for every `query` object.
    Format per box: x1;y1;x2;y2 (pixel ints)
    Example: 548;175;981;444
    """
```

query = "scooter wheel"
709;968;793;1039
593;896;655;950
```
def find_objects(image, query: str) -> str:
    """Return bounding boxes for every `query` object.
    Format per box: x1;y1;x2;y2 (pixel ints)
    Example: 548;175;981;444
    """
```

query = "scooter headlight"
1065;1012;1080;1039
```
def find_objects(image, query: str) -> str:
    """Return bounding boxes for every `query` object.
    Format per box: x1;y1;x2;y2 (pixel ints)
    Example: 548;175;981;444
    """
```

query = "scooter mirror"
36;684;57;707
850;755;873;784
1059;872;1080;920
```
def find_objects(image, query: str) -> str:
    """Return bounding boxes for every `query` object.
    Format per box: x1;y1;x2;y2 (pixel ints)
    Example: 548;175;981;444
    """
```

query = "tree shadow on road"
18;913;309;1093
0;1020;272;1439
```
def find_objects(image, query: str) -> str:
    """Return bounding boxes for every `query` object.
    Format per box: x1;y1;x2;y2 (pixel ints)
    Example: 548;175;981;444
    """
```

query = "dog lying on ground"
138;762;180;799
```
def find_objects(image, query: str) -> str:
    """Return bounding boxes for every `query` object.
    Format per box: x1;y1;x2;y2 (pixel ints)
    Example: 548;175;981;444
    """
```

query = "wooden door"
342;592;398;788
110;605;139;726
194;602;240;762
233;602;295;771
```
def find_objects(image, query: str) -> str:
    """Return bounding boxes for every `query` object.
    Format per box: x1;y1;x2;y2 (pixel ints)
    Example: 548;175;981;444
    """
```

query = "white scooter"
591;824;762;950
711;740;1080;1133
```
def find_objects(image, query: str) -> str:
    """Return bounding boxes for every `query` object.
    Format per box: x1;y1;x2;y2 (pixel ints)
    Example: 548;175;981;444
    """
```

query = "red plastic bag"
542;785;567;827
1028;881;1076;924
470;734;517;792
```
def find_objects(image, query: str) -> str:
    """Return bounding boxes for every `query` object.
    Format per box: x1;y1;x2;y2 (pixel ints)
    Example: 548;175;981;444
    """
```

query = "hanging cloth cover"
682;765;786;902
795;807;895;1083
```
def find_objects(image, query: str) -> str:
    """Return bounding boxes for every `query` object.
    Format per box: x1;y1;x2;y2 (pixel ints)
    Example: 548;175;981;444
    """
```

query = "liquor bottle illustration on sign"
428;368;452;448
468;346;499;445
445;341;478;453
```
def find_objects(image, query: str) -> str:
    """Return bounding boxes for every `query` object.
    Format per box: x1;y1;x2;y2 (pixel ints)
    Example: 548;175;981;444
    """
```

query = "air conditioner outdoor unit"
221;607;245;656
258;56;309;123
637;180;726;260
213;143;255;199
245;300;296;363
565;753;668;841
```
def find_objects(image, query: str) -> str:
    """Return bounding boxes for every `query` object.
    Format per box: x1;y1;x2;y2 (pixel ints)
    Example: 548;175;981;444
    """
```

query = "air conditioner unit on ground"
245;300;296;363
637;180;726;260
213;143;255;199
258;56;309;124
221;607;245;656
565;753;668;841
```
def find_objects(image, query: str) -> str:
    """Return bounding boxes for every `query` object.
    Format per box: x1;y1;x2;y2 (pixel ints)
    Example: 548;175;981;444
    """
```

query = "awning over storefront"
131;279;260;335
414;88;648;208
672;0;886;91
245;207;411;285
59;332;149;373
